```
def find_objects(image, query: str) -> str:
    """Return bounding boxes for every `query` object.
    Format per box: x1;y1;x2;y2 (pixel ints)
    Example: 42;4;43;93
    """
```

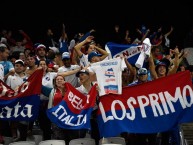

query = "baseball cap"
49;46;59;53
62;52;70;59
155;58;170;73
36;44;46;50
156;58;170;67
0;43;7;48
137;68;148;75
15;59;25;66
76;69;89;77
1;37;7;43
88;52;101;62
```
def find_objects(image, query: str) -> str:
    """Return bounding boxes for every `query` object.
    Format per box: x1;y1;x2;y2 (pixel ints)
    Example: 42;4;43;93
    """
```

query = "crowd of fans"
0;23;193;145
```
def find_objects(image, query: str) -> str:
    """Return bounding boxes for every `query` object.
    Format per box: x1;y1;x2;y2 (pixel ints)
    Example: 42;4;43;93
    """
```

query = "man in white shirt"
75;69;100;145
6;59;28;141
58;52;81;87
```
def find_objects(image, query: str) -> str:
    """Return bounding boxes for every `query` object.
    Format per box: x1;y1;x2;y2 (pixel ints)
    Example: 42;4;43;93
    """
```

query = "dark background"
1;1;193;48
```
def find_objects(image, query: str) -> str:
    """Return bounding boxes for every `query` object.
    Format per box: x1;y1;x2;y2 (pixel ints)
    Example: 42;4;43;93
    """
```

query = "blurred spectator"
184;26;193;65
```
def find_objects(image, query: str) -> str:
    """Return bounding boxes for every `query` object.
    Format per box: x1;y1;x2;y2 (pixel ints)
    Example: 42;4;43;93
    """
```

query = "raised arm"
148;52;158;80
124;57;135;82
164;26;174;38
74;36;94;57
57;66;81;77
168;47;180;75
95;45;109;61
60;23;68;41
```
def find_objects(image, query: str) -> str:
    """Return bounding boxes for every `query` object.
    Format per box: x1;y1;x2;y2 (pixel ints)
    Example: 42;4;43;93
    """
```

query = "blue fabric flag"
47;82;97;130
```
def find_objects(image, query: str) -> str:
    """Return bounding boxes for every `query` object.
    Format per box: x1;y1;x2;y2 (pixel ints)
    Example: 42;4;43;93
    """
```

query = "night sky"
1;1;193;48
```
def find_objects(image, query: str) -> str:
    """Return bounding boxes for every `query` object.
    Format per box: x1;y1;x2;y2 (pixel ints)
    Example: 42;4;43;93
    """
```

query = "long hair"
52;75;65;89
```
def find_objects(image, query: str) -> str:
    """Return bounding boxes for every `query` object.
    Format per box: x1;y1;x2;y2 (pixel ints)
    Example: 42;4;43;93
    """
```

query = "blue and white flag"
105;38;151;68
47;83;97;130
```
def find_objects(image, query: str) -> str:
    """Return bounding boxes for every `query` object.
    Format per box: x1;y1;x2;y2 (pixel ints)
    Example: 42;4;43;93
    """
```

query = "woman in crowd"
48;74;87;145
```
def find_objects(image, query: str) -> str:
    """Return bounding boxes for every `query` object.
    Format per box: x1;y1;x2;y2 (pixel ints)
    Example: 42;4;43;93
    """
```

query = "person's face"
138;74;148;82
122;70;129;82
37;48;46;57
26;56;36;67
63;59;71;68
154;48;160;56
115;25;119;32
47;50;55;59
54;55;62;64
91;56;100;63
0;48;9;60
87;45;96;54
19;54;25;61
47;29;53;36
39;60;47;72
158;65;167;76
16;41;22;46
24;49;31;57
79;73;90;84
14;63;25;74
10;58;16;64
180;66;186;71
55;76;65;88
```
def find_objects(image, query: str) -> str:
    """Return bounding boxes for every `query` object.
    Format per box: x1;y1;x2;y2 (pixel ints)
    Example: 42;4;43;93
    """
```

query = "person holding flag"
47;70;98;145
75;69;100;145
37;59;81;140
6;59;28;142
148;47;181;145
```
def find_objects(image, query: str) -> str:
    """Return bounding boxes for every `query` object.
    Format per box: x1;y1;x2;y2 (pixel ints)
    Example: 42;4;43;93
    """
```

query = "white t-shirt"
6;73;27;89
89;57;126;96
41;72;57;100
79;54;90;67
0;64;4;81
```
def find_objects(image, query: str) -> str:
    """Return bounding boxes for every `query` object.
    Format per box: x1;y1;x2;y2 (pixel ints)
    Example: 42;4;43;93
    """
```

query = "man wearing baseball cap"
76;69;89;78
6;59;28;141
58;52;81;87
129;67;149;86
75;69;100;145
128;67;157;145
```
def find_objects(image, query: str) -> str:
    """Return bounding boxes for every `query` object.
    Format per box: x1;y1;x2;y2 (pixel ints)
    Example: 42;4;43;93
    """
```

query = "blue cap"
88;52;100;62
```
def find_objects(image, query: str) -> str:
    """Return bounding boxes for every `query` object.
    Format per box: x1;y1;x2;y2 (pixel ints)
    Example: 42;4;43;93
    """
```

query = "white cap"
62;52;70;59
15;59;24;65
49;46;59;53
36;44;46;49
1;37;7;43
0;43;7;48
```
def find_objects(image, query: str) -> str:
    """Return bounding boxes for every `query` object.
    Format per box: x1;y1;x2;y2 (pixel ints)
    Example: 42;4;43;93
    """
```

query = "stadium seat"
9;141;36;145
99;137;126;145
69;138;95;145
39;139;66;145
